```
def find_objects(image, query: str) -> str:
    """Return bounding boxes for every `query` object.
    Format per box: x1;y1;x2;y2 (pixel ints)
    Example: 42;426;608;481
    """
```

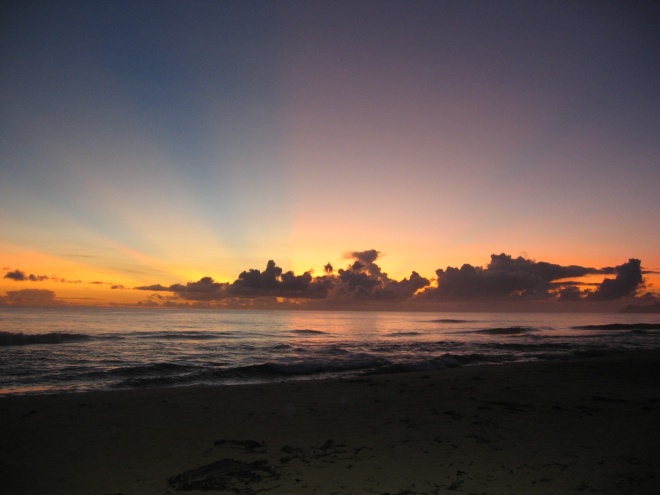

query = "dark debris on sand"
214;438;266;453
167;458;279;492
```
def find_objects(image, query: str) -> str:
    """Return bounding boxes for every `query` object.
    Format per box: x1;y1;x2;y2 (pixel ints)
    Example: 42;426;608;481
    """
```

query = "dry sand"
1;350;659;495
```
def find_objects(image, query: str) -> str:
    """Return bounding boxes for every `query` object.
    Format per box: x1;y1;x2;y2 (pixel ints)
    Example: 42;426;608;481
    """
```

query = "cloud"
347;249;380;265
173;277;230;301
135;262;333;302
2;269;88;284
135;278;230;301
0;289;64;306
423;254;649;302
3;269;49;282
425;253;603;301
134;284;171;291
334;251;386;298
333;250;430;301
557;286;583;302
373;271;430;300
134;252;428;304
345;249;384;278
4;270;27;281
133;251;651;306
336;264;381;293
487;254;600;280
586;259;644;301
229;260;332;299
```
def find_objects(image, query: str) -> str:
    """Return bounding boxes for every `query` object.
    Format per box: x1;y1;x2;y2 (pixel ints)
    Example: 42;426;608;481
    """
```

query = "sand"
1;350;659;495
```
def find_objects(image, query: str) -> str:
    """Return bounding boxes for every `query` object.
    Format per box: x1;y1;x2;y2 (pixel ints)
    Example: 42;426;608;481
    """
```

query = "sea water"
0;307;658;395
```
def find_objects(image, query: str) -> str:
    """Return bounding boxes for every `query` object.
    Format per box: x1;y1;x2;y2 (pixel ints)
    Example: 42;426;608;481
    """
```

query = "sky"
1;0;658;309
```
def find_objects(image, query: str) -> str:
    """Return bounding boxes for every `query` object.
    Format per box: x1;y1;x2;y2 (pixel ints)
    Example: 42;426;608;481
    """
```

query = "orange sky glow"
1;2;658;311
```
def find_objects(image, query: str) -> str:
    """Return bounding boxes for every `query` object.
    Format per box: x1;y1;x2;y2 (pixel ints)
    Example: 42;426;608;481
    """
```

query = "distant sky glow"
1;1;658;308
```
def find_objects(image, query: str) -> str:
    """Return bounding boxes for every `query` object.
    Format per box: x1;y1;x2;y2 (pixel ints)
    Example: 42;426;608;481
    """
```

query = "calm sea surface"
1;307;659;395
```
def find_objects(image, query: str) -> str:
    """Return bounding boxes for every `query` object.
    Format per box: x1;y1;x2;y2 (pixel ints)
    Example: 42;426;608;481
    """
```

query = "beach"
1;350;659;495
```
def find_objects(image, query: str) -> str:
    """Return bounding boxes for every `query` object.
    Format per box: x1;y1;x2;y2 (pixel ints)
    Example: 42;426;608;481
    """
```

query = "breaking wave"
473;326;538;335
131;331;229;340
291;329;328;335
0;331;91;346
114;354;393;388
427;319;471;323
572;323;660;331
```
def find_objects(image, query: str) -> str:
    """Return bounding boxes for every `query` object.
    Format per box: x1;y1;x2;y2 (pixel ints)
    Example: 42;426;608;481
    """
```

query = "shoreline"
2;349;659;494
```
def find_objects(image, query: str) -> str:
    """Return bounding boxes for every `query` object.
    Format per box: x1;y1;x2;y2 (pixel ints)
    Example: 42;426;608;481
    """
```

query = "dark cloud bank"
131;251;652;310
3;251;651;309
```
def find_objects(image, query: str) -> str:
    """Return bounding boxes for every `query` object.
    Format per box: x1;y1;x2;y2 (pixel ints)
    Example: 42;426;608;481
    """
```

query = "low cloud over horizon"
3;251;655;308
0;289;64;307
131;251;652;308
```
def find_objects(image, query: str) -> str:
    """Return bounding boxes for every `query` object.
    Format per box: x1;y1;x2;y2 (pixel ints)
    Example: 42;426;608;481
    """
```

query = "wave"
321;345;350;355
291;329;327;335
427;319;470;323
473;326;538;335
367;355;461;374
488;341;572;352
232;354;391;377
111;350;529;389
115;354;392;388
386;331;423;337
0;331;91;346
131;331;227;340
571;323;660;331
106;362;197;377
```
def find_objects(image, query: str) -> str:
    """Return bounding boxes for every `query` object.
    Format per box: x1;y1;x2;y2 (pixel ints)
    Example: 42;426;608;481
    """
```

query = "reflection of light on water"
1;308;659;395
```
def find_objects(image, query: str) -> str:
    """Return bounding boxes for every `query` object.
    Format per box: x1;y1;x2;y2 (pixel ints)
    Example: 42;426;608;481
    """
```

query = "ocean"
1;307;658;395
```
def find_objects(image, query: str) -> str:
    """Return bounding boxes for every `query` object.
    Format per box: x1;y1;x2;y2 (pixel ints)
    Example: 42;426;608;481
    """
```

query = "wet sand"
1;350;659;494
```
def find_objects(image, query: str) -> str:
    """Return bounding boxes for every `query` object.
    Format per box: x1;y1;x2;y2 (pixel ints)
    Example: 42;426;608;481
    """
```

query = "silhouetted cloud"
229;260;332;299
336;264;380;293
424;253;605;301
3;269;49;282
586;259;644;301
557;286;583;302
346;249;384;278
140;277;230;301
0;289;64;306
348;249;380;265
4;270;27;281
135;284;171;291
2;269;89;284
333;250;430;301
132;251;650;307
487;254;600;280
135;261;332;301
372;271;431;300
133;252;430;304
